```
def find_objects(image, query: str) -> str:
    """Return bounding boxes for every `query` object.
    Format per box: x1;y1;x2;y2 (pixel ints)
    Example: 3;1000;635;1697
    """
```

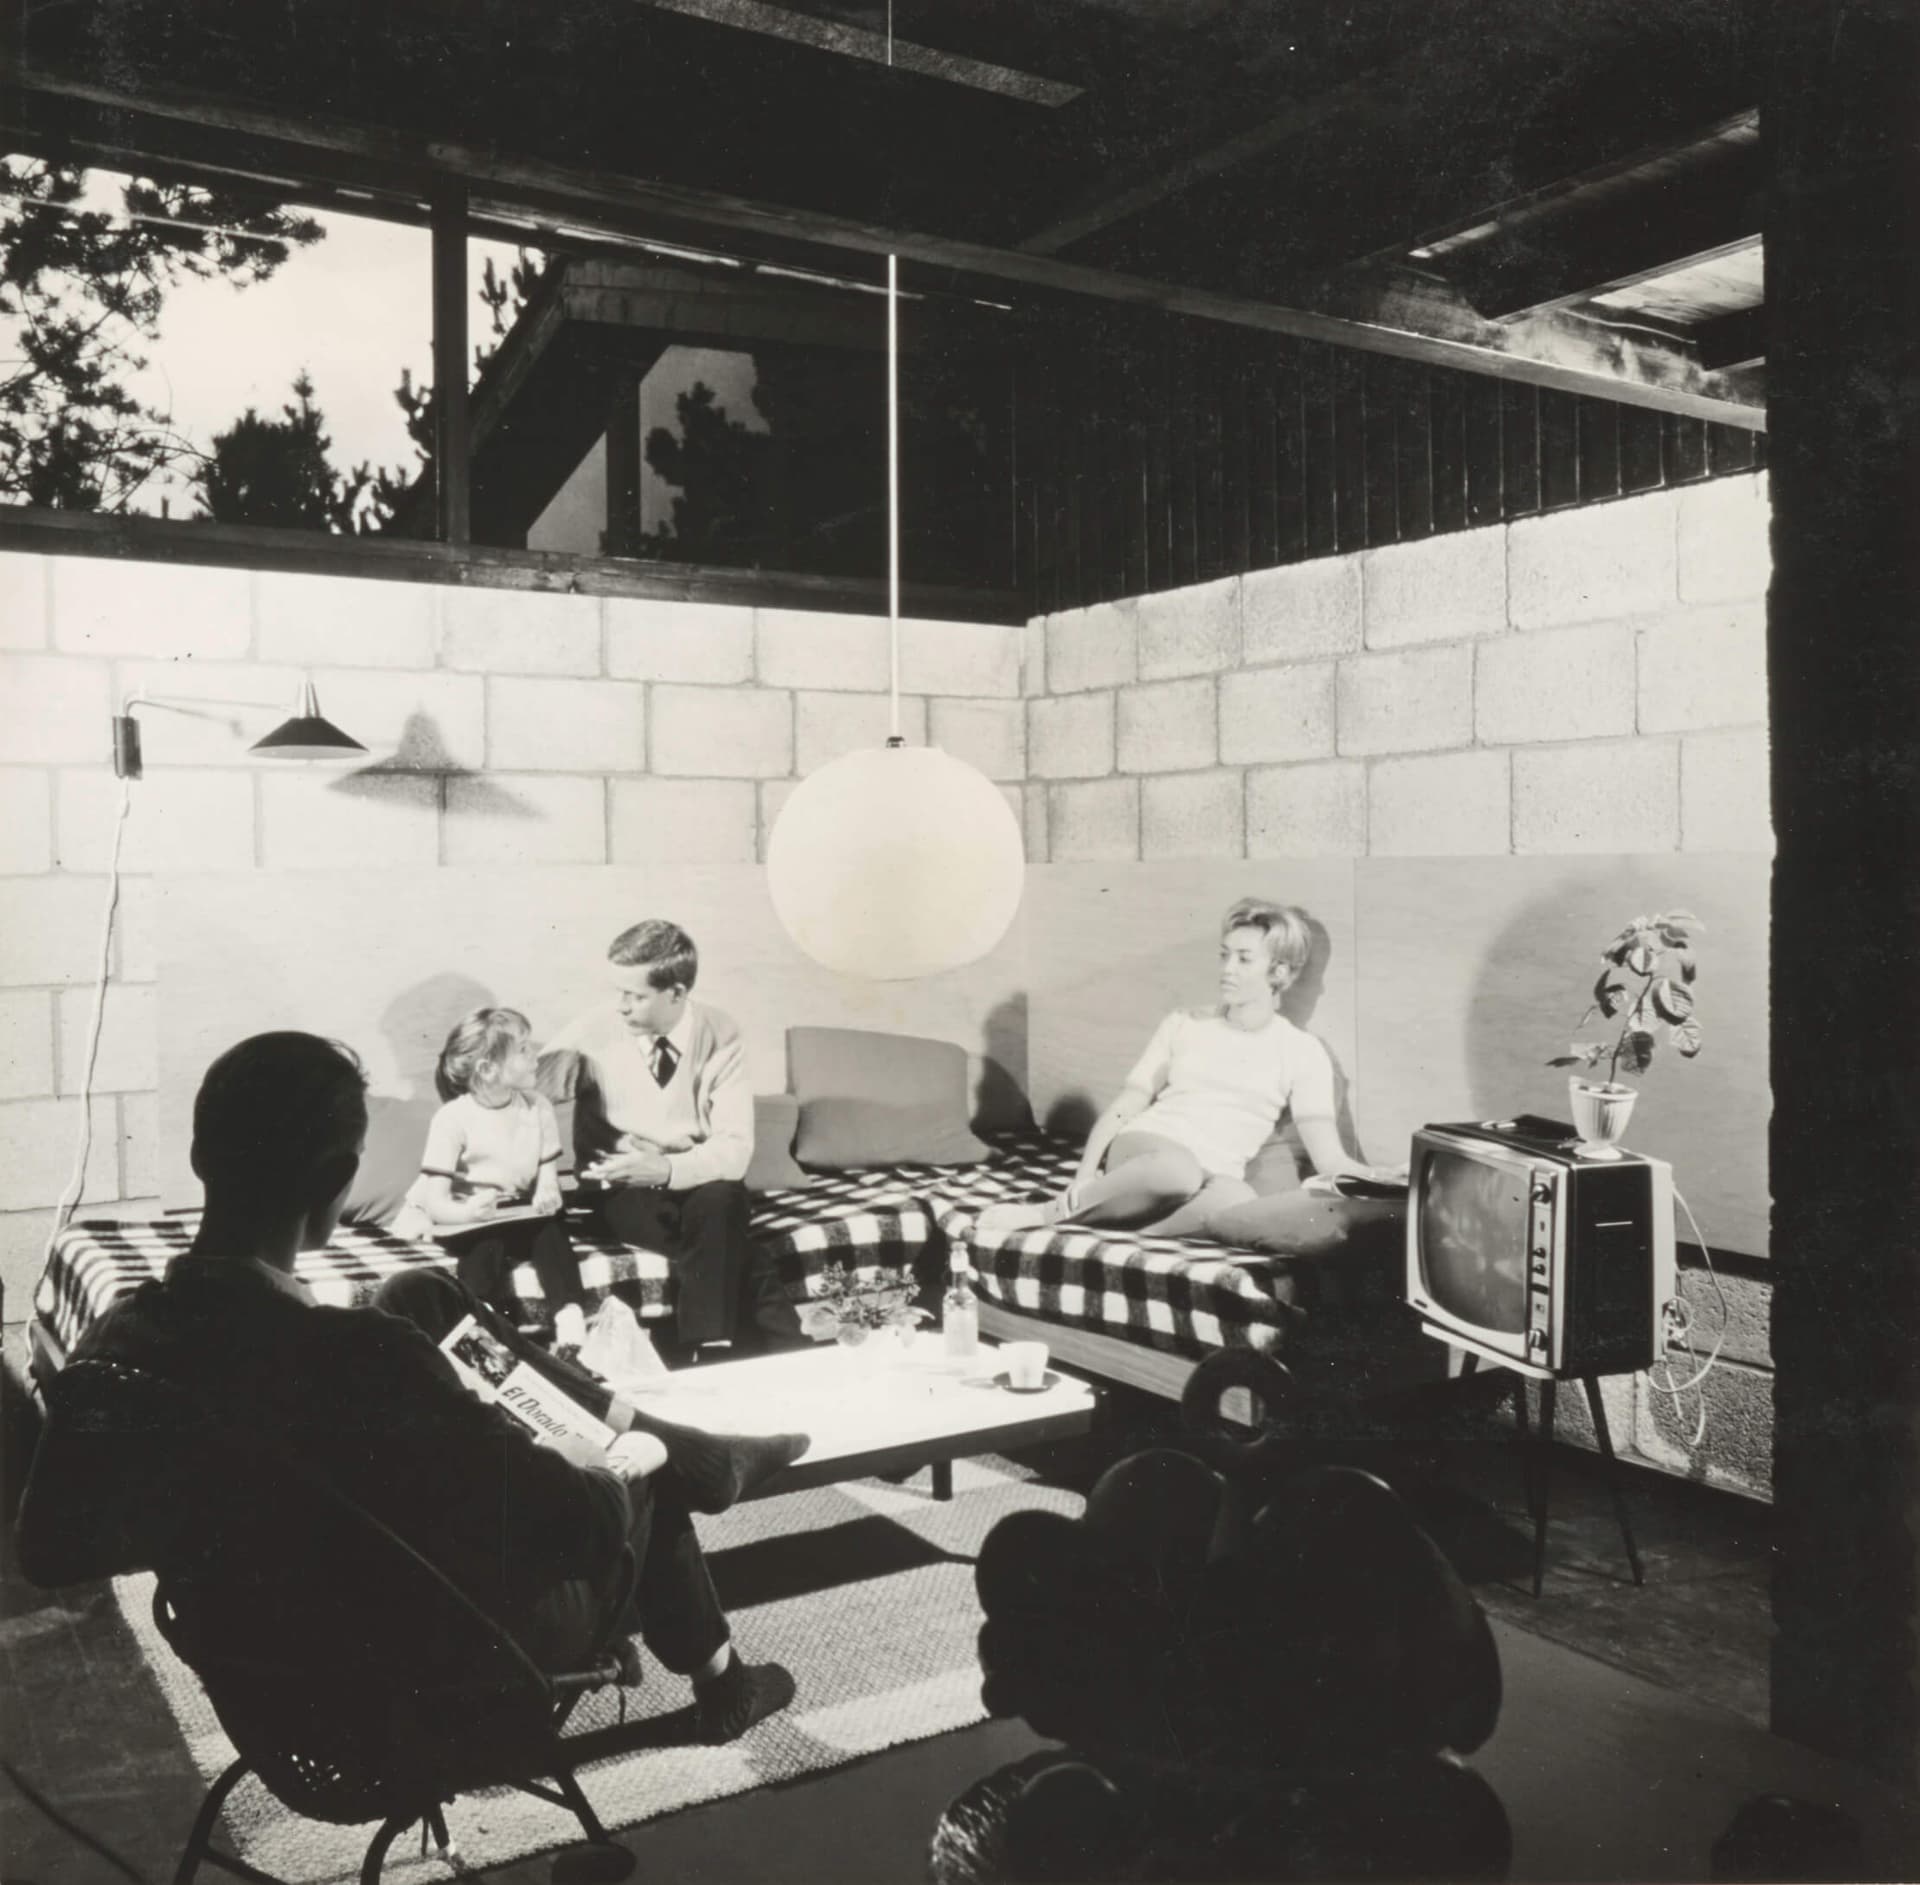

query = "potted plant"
798;1260;930;1361
1548;911;1703;1149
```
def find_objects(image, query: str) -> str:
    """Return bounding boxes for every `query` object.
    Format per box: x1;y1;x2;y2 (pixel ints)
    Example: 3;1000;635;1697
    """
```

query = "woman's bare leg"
977;1133;1209;1236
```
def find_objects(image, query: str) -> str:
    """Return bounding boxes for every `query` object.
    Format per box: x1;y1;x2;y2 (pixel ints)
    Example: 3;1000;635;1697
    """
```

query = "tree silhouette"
1;158;322;511
644;379;773;562
194;372;372;531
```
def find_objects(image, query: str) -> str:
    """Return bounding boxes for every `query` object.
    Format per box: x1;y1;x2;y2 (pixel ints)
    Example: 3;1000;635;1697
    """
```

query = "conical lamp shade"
767;744;1025;980
249;679;367;762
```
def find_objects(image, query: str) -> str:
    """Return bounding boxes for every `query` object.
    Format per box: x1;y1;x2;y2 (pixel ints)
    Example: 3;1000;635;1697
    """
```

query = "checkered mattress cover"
32;1166;934;1362
928;1133;1308;1361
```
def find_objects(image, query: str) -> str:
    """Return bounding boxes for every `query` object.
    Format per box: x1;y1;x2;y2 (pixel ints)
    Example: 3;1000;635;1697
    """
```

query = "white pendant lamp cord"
885;0;902;744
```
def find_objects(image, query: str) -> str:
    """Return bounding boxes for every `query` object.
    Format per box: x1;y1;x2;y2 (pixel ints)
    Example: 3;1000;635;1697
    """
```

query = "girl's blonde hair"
1222;898;1312;995
435;1006;533;1102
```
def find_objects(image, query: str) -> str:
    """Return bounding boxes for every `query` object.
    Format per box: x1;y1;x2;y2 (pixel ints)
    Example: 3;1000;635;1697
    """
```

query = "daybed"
30;1026;1431;1406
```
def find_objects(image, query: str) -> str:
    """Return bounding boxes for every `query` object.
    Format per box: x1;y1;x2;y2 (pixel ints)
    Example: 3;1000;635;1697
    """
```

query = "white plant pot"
1569;1076;1638;1150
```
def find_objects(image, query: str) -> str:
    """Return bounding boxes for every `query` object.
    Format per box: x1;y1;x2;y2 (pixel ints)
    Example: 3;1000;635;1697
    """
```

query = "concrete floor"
0;1371;1870;1885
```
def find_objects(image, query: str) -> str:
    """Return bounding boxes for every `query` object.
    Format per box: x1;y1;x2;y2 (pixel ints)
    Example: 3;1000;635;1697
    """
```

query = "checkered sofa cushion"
32;1219;459;1364
33;1167;936;1362
924;1132;1311;1362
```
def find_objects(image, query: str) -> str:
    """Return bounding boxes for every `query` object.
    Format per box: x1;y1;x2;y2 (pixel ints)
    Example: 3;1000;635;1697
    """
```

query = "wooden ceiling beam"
1016;70;1388;256
1367;110;1758;269
1454;146;1764;321
1692;304;1767;371
630;0;1081;105
8;71;1765;429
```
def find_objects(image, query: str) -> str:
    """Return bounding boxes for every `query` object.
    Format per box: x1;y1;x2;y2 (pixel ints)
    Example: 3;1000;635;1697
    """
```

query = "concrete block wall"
1027;474;1771;867
0;553;1026;1327
1026;472;1776;1497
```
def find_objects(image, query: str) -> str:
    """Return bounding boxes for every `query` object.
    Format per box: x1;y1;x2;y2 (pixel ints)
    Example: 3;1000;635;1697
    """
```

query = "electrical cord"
1;1758;153;1884
1649;1183;1731;1446
43;776;133;1265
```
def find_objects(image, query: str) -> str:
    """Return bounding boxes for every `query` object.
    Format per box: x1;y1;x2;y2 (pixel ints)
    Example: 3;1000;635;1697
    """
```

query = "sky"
84;189;523;516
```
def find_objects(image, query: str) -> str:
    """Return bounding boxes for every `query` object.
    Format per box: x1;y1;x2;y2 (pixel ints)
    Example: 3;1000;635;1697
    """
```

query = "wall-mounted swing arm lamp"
111;676;368;779
48;675;373;1267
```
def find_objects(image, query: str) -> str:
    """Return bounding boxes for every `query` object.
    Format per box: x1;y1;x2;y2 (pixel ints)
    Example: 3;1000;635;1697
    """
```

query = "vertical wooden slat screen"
1362;356;1400;547
1010;313;1766;611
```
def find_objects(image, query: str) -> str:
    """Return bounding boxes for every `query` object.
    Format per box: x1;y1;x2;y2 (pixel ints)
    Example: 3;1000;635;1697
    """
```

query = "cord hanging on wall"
765;21;1025;981
52;675;372;1262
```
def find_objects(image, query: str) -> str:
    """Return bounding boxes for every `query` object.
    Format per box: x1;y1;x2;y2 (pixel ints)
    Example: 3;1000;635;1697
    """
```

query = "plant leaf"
1670;1019;1703;1057
1620;1029;1657;1076
1675;948;1698;984
1592;974;1628;1018
1650;977;1694;1023
1626;942;1655;975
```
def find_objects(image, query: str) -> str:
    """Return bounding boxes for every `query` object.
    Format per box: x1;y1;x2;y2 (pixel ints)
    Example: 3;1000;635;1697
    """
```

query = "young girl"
405;1007;590;1356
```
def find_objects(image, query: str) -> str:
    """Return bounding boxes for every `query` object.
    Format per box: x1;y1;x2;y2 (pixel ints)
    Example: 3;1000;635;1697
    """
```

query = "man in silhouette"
19;1031;802;1742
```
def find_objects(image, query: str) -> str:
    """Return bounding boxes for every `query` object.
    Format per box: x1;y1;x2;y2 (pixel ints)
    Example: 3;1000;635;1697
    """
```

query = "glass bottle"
942;1249;980;1361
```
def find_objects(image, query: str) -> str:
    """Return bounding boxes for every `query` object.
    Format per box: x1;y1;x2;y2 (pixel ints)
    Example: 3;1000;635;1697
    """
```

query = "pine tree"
1;159;321;511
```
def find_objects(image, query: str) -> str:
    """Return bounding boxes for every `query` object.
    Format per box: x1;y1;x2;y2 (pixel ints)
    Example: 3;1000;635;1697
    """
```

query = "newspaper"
437;1312;617;1452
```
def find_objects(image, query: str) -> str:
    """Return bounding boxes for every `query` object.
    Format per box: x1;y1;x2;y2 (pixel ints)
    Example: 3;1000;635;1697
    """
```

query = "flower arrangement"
1548;910;1704;1091
798;1261;930;1347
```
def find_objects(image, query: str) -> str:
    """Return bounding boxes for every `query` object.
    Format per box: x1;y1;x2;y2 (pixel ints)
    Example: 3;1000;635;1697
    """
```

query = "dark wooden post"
1764;0;1920;1789
603;369;643;557
431;182;471;545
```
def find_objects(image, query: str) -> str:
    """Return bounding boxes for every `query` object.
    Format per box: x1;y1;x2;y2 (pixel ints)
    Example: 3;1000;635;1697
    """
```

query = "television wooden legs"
1459;1353;1645;1595
1580;1373;1645;1590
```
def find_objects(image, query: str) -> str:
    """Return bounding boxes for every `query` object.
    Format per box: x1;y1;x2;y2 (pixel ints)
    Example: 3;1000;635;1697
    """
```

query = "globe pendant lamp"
766;241;1024;979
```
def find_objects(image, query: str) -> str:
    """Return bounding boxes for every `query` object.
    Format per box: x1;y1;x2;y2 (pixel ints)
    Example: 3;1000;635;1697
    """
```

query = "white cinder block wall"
0;473;1773;1493
0;559;1025;1323
1026;474;1772;865
1027;471;1775;1495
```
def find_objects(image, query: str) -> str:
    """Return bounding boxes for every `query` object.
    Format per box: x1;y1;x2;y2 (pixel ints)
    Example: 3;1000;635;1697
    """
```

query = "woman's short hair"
434;1007;533;1102
192;1032;368;1207
1222;898;1312;984
607;918;699;993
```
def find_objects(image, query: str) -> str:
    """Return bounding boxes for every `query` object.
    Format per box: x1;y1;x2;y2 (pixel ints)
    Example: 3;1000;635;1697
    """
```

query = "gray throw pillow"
789;1027;991;1168
745;1092;813;1193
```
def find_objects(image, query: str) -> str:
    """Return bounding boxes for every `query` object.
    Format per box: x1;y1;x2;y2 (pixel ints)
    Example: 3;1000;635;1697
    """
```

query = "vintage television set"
1405;1116;1676;1379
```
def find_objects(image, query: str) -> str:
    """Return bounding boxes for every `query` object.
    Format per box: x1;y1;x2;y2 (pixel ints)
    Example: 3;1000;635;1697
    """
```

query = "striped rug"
114;1457;1081;1883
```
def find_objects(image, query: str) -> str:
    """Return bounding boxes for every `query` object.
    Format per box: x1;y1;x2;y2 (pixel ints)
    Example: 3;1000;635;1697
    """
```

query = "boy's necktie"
651;1037;679;1088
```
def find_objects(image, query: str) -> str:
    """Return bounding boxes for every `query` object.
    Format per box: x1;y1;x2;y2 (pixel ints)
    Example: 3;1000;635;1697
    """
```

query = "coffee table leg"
930;1459;953;1501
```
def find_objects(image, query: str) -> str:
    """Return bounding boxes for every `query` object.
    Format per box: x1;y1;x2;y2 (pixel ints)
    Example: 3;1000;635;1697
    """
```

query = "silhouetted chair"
22;1358;638;1885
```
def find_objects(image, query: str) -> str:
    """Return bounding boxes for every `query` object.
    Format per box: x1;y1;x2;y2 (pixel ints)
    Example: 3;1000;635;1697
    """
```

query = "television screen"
1419;1149;1530;1337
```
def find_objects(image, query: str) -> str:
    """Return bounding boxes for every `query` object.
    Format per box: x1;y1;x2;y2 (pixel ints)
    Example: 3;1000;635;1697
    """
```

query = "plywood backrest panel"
155;865;1027;1204
1353;853;1770;1255
1024;861;1362;1148
1025;855;1770;1257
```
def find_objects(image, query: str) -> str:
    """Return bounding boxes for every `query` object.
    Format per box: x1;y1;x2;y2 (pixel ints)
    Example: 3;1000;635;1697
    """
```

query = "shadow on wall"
978;993;1034;1132
344;971;497;1223
1037;905;1361;1162
327;711;538;817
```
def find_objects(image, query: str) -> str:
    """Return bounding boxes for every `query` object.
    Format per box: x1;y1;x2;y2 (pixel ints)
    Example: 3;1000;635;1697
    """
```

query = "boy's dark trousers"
587;1179;799;1351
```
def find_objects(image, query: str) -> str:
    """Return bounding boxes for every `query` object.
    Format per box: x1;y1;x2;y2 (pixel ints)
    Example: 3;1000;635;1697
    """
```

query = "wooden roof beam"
8;71;1765;429
1369;110;1758;270
631;0;1081;105
1452;146;1764;322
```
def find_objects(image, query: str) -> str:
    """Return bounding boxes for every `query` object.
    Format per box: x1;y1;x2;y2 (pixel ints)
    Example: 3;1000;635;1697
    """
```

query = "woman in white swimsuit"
978;899;1397;1238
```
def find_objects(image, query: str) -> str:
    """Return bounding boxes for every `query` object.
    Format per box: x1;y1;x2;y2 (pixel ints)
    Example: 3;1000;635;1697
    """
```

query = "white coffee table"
641;1332;1098;1501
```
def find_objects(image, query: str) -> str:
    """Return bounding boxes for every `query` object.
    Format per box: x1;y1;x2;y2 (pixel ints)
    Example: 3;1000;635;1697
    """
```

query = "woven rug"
113;1457;1081;1882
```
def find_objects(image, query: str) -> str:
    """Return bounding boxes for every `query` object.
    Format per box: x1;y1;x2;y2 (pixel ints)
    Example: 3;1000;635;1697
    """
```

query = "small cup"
1003;1341;1049;1391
